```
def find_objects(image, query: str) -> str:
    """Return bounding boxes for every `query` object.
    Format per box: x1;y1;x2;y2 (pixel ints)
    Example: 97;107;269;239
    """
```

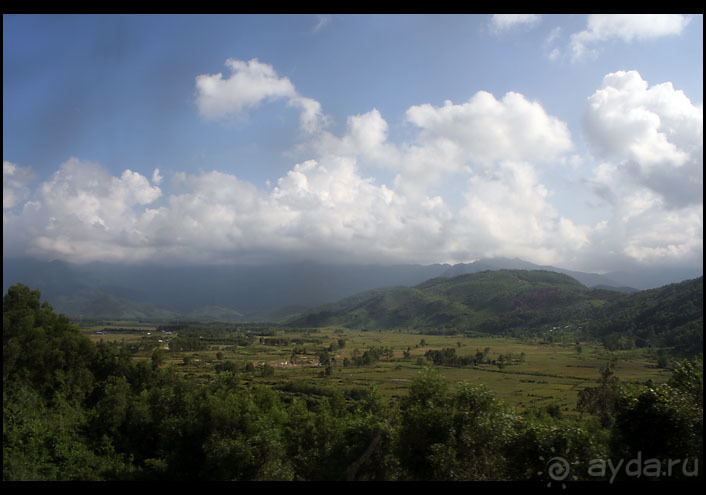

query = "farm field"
81;322;671;414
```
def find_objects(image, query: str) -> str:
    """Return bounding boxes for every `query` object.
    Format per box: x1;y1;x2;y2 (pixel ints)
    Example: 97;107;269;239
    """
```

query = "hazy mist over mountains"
3;256;701;322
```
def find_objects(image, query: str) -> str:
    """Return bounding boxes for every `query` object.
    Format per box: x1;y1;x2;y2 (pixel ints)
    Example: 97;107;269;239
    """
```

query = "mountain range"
2;256;702;322
288;265;700;336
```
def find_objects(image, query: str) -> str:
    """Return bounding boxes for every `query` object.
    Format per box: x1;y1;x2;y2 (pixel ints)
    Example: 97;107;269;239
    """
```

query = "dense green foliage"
3;283;703;481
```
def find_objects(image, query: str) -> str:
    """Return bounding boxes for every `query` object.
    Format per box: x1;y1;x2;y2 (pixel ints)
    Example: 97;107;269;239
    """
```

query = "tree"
577;362;621;427
94;375;131;435
395;368;519;480
3;284;96;403
317;350;331;367
3;381;130;480
506;416;609;482
611;355;703;478
151;348;165;369
215;360;238;374
262;363;275;377
3;284;131;480
201;387;292;480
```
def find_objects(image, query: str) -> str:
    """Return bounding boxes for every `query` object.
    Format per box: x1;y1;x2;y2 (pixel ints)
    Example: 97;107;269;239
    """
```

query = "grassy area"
80;323;671;414
79;320;157;344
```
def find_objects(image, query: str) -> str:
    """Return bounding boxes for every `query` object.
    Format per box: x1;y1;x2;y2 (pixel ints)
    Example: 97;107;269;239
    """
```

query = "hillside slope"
587;276;703;355
288;269;623;332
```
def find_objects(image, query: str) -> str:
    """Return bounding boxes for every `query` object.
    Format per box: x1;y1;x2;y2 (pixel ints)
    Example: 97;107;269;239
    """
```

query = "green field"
81;322;671;414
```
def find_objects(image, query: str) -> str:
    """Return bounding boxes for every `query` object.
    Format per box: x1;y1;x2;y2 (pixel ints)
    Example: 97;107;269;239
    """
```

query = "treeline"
162;325;325;352
347;346;392;367
424;347;524;369
3;284;703;481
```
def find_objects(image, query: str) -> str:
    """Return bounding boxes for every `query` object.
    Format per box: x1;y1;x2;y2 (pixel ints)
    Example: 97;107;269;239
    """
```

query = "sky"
3;14;703;274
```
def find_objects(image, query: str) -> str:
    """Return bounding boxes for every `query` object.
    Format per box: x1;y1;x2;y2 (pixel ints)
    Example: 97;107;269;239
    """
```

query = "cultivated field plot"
81;320;158;344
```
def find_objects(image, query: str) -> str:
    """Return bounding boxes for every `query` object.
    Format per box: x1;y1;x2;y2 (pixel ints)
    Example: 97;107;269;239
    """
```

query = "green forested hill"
290;271;703;358
587;276;703;356
288;269;623;333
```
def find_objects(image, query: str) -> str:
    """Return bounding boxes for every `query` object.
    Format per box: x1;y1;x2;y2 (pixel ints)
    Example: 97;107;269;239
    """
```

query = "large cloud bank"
582;70;703;270
4;62;702;272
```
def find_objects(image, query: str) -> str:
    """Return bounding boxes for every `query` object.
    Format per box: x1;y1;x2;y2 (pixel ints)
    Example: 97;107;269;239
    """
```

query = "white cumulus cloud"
195;58;327;134
489;14;541;34
583;70;703;208
312;108;400;167
405;91;573;168
3;161;36;210
580;71;703;270
451;161;588;266
195;58;296;118
4;158;162;263
570;14;691;61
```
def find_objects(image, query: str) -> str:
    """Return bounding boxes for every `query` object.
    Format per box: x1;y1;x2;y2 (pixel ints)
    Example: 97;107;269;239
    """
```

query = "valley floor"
83;322;671;414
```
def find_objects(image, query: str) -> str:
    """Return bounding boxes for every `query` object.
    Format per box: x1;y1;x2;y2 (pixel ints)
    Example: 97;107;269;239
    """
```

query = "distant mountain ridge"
2;258;447;321
441;258;625;289
2;256;701;322
441;258;607;284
